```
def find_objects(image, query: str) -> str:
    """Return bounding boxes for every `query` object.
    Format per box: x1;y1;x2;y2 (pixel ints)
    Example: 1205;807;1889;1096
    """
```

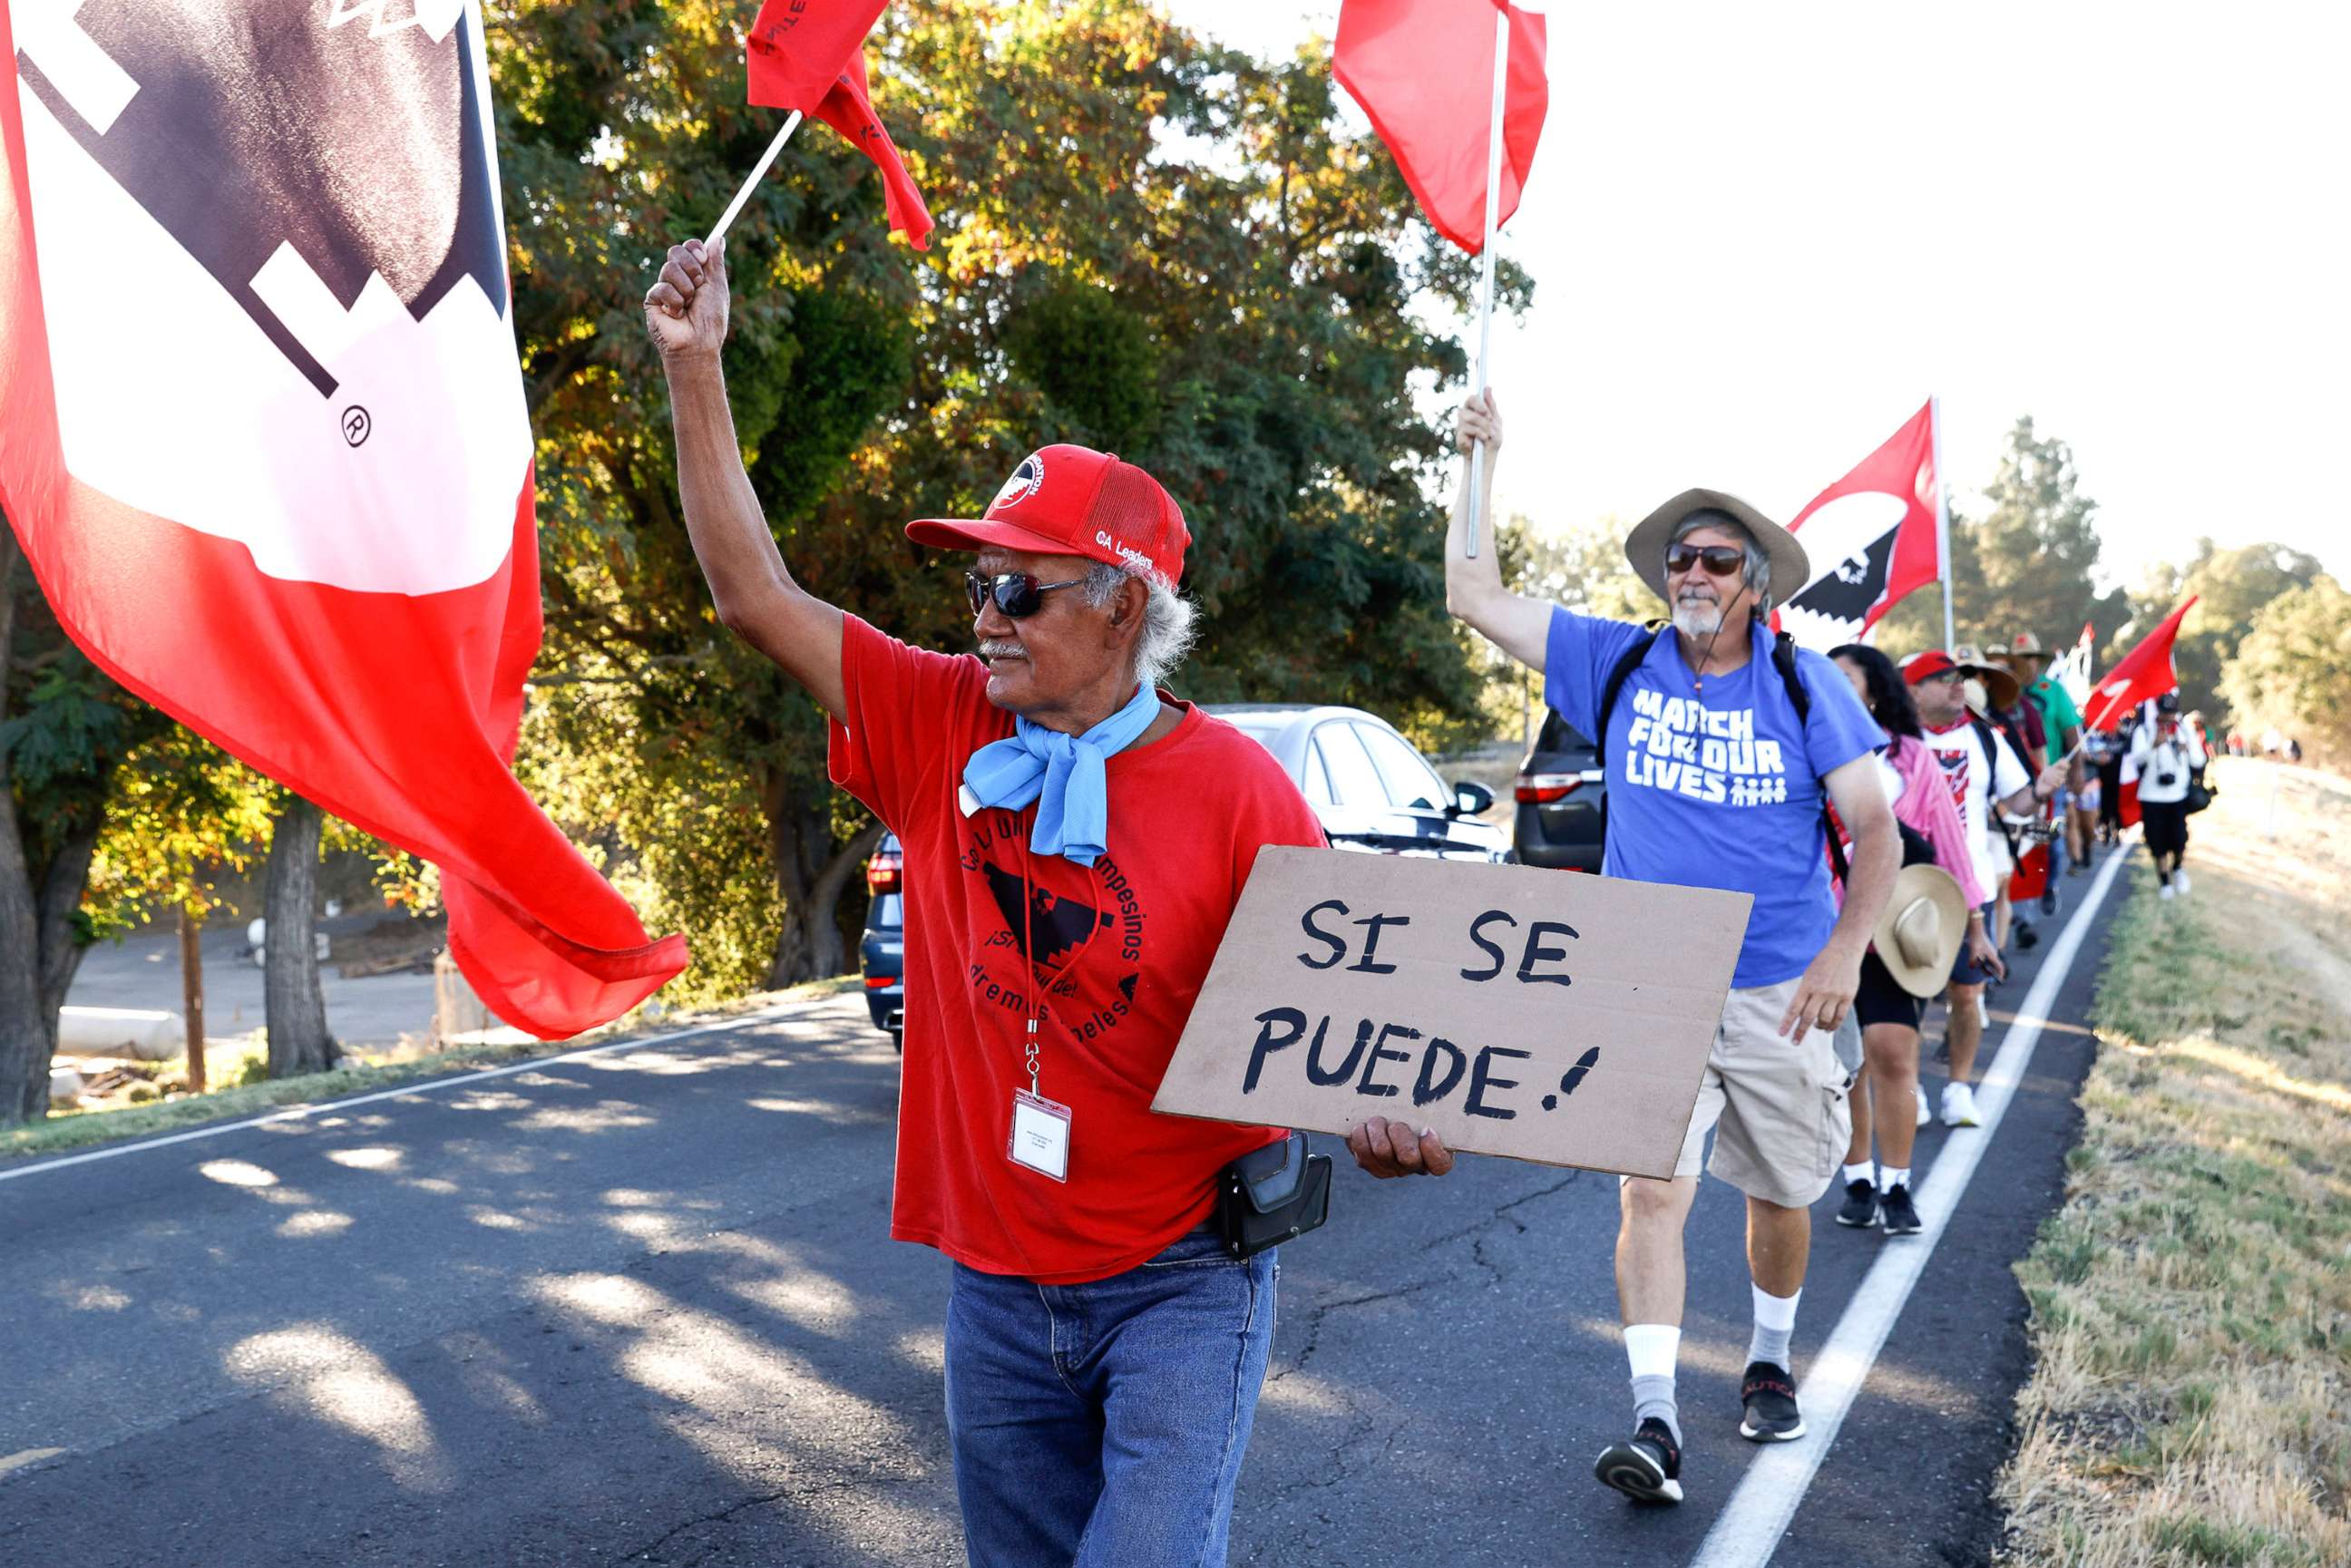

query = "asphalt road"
65;917;438;1049
1;848;2129;1568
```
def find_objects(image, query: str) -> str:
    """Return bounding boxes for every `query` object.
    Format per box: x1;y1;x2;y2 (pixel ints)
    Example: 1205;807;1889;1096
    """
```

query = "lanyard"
1014;827;1106;1096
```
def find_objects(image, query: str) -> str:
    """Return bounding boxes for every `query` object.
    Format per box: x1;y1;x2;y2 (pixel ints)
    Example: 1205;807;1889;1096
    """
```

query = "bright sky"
1165;0;2349;590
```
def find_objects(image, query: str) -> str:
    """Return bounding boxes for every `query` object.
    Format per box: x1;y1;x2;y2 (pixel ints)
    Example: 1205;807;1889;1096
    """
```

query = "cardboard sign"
1151;848;1751;1179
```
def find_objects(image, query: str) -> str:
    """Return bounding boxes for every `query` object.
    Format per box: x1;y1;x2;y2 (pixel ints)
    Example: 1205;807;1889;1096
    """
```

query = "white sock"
1624;1323;1681;1442
1878;1165;1911;1193
1842;1161;1875;1188
1747;1285;1800;1371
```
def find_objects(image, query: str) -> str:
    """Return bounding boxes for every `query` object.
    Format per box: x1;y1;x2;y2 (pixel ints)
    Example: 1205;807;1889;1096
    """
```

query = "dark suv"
1513;710;1607;872
858;833;903;1046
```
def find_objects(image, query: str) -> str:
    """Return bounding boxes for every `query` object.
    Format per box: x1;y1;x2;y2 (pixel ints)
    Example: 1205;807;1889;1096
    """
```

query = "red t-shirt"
828;616;1326;1284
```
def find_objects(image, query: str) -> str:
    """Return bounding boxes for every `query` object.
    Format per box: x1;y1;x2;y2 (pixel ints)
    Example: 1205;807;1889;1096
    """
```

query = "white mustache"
978;640;1027;660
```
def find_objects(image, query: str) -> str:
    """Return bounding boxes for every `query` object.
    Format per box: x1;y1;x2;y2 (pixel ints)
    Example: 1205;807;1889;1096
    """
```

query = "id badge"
1008;1089;1072;1183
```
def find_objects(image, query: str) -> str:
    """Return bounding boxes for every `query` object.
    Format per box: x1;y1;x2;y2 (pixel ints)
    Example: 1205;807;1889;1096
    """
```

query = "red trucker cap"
906;445;1192;587
1903;649;1961;685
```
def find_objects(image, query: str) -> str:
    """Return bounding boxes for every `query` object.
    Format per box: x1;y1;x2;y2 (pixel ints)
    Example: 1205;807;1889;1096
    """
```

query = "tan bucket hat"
2009;631;2048;660
1624;489;1810;608
1874;863;1970;998
1950;644;2022;710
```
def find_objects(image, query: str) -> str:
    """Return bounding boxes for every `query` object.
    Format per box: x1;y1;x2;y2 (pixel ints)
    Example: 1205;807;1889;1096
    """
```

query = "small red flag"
810;50;933;250
746;0;888;112
2083;597;2198;732
1334;0;1548;256
1777;402;1944;650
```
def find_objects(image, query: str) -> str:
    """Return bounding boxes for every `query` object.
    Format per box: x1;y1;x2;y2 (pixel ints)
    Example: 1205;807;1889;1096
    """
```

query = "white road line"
1688;842;2134;1568
0;998;842;1184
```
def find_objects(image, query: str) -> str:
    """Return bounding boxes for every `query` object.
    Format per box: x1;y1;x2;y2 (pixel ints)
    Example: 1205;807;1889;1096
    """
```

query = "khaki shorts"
1634;976;1854;1208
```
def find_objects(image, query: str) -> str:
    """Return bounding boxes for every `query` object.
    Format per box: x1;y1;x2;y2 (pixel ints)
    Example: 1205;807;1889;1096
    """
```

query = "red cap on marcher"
906;445;1192;586
1902;649;1960;686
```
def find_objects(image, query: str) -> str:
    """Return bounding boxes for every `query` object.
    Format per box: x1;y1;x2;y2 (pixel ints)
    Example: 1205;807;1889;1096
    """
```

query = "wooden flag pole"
705;111;805;249
1465;5;1511;560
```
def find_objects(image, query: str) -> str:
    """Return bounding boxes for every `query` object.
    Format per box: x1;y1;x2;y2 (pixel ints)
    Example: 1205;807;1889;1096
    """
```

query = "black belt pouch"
1212;1132;1332;1260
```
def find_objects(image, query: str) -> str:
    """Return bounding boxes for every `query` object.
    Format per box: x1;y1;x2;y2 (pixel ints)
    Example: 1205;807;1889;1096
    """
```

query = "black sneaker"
1834;1178;1878;1228
1879;1182;1922;1235
1595;1417;1683;1505
1739;1361;1805;1442
2040;887;2060;915
2014;921;2040;951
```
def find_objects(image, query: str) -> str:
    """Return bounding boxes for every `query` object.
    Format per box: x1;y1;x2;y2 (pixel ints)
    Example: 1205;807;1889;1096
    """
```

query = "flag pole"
705;111;805;249
1465;5;1511;560
1930;394;1955;649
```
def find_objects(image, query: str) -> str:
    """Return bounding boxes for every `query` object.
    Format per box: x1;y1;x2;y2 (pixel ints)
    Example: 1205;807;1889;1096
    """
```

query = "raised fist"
644;239;730;361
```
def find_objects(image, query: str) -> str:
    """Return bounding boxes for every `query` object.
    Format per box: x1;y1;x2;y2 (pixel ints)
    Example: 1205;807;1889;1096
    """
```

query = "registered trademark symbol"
341;405;372;447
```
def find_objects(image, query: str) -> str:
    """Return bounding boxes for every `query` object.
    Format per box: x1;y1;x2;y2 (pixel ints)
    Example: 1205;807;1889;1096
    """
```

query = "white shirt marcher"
2130;725;2208;805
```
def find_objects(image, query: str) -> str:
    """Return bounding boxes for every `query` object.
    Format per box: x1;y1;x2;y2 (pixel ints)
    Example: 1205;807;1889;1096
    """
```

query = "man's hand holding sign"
1153;848;1751;1181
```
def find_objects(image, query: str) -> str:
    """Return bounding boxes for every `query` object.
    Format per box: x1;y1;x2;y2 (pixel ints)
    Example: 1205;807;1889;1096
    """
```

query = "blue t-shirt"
1544;609;1884;989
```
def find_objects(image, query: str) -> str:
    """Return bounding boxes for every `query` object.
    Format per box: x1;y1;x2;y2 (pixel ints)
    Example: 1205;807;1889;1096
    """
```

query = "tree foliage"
2218;576;2351;765
2132;540;2327;722
0;528;171;1124
1878;417;2134;659
493;0;1526;1002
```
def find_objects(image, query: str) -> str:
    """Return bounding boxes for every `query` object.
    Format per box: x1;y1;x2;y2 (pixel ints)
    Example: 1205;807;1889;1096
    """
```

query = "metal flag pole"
1465;5;1512;560
705;111;805;249
1931;393;1955;649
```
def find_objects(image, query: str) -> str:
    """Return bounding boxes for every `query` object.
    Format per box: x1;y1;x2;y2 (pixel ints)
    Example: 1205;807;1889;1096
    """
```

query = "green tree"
496;0;1526;1001
2218;576;2351;766
1876;416;2132;659
0;527;171;1125
2132;539;2325;722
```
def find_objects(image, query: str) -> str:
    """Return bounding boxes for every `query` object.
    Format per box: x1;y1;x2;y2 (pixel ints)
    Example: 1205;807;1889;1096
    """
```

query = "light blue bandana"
960;684;1163;865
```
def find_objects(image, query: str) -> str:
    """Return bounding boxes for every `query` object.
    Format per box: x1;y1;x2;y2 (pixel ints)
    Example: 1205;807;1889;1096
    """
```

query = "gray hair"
1669;510;1771;611
1083;561;1197;693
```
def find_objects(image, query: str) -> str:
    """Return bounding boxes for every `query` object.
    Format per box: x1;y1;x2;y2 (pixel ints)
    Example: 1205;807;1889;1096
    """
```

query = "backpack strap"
1773;632;1849;885
1591;621;1666;774
1970;715;2026;862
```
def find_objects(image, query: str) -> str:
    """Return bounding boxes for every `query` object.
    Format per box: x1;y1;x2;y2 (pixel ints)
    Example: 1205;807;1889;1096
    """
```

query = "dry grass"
1995;759;2351;1567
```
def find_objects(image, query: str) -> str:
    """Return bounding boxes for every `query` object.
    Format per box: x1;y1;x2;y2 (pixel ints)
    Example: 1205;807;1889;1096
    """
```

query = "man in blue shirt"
1367;389;1897;1505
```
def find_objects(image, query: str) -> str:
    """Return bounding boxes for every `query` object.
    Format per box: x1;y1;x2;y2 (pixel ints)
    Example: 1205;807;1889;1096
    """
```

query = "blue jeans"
944;1228;1278;1568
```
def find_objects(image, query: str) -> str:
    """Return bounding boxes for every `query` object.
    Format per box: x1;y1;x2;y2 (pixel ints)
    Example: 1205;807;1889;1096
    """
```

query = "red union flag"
1334;0;1548;256
1777;401;1944;651
0;0;687;1037
2083;597;2197;733
807;47;932;249
746;0;889;112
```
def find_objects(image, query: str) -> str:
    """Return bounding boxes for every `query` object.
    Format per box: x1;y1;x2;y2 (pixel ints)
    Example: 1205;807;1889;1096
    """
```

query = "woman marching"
1826;645;1996;1235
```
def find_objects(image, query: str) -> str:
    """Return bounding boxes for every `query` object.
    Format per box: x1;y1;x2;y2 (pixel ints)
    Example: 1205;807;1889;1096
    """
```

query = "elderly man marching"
1386;390;1900;1505
646;240;1350;1568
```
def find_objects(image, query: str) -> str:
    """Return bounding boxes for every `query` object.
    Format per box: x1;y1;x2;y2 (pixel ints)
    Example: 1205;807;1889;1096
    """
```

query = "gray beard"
1672;601;1724;639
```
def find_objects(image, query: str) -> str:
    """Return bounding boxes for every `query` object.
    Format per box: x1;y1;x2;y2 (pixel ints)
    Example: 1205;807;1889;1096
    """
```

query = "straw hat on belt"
1874;863;1970;998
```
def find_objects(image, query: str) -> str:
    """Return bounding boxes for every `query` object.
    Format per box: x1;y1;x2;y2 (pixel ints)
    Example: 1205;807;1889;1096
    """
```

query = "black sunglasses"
1665;543;1747;578
965;570;1088;618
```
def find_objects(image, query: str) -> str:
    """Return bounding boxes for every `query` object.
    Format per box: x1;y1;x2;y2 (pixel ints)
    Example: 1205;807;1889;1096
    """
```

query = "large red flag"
2083;597;2198;733
0;0;686;1037
1334;0;1548;256
746;0;889;112
1777;401;1943;651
